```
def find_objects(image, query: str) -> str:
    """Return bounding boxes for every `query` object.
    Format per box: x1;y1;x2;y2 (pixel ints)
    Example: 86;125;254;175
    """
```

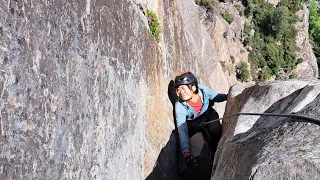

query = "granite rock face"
0;0;163;179
1;0;319;179
0;0;233;179
212;79;320;179
295;4;319;78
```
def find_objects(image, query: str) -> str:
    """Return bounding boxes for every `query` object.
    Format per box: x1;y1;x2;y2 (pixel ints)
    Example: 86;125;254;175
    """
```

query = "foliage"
290;72;298;79
309;1;320;77
222;11;234;24
196;0;209;6
223;31;228;38
244;22;253;35
230;55;235;64
264;42;284;75
237;62;250;82
221;61;235;75
267;6;298;39
146;10;160;40
220;61;226;71
309;1;320;43
277;0;303;12
235;4;244;16
243;0;300;81
259;66;272;81
297;58;303;64
195;0;219;9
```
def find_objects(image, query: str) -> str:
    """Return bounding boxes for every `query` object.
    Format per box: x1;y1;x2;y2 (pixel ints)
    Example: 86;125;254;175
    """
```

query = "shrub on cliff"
222;11;234;24
236;62;250;82
146;10;160;41
195;0;220;10
196;0;209;6
290;72;298;79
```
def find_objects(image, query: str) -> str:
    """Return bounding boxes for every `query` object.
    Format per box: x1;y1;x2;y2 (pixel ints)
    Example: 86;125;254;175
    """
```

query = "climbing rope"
203;112;320;125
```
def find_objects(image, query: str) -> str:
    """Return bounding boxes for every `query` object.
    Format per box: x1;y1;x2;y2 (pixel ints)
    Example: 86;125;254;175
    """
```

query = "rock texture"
0;0;318;179
295;4;319;78
210;2;249;86
212;79;320;179
0;0;233;179
0;0;164;179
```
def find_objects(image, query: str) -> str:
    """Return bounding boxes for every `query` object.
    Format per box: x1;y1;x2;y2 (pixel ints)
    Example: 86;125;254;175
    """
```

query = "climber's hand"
184;152;199;167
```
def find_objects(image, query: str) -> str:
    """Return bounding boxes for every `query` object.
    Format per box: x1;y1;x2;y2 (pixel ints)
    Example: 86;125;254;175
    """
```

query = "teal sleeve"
200;85;218;100
175;102;190;154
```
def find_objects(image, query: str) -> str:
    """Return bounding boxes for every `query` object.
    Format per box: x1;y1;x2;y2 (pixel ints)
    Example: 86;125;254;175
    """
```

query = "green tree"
259;66;272;81
243;0;301;81
237;62;250;82
278;0;303;12
309;1;320;43
244;22;253;35
265;42;284;75
309;1;320;77
282;38;297;70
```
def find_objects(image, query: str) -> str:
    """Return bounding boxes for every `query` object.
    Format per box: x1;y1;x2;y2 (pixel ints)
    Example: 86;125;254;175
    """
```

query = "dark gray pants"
187;107;222;154
179;107;222;180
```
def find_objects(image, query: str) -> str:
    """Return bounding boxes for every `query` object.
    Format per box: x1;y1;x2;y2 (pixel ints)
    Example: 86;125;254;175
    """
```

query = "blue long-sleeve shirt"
175;84;227;154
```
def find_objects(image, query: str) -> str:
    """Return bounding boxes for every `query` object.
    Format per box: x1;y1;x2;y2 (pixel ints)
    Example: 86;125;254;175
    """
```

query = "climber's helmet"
174;72;199;94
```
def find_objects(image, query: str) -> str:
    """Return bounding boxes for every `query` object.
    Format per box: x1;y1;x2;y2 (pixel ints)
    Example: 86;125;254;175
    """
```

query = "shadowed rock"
179;132;212;180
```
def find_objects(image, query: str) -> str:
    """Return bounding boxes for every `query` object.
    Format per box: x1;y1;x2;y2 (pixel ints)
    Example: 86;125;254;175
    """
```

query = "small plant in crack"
146;10;160;41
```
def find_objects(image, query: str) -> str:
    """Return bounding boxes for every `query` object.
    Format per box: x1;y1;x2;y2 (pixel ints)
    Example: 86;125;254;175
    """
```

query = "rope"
203;112;320;125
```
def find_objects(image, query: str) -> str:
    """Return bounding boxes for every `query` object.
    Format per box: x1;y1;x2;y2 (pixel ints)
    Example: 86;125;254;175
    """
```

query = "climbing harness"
203;112;320;125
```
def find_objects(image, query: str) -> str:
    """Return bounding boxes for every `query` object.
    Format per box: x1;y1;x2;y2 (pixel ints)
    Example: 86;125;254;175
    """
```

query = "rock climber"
174;71;227;167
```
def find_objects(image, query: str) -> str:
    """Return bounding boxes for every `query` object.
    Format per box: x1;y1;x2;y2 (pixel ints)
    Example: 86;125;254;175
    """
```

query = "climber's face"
176;85;194;101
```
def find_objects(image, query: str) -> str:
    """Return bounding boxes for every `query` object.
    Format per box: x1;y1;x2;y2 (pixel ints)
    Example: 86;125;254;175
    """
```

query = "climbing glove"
183;152;199;167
